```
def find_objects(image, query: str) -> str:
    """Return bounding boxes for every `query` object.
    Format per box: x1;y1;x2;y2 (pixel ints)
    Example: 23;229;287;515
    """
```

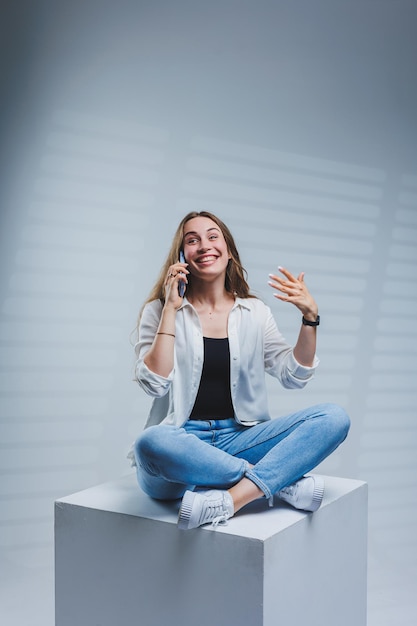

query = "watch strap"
302;315;320;327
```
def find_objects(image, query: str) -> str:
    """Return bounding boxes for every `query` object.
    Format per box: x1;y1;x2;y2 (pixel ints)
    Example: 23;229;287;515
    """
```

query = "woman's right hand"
164;261;189;309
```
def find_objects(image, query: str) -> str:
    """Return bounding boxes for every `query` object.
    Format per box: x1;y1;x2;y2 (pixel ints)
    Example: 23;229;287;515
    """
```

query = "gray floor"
1;544;416;625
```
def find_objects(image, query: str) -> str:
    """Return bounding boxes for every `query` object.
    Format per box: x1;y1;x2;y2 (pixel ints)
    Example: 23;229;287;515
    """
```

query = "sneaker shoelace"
211;514;229;527
281;484;298;497
200;497;230;527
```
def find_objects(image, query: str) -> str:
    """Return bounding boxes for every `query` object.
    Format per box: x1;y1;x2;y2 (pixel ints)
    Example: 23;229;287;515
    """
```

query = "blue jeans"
134;403;350;500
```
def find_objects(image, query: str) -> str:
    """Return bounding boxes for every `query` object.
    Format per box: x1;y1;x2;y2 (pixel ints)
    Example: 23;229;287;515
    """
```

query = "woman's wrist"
157;304;177;336
300;306;318;322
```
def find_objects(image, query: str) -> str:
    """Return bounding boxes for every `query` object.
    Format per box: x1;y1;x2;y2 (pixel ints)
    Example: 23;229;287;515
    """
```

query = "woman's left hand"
268;266;318;319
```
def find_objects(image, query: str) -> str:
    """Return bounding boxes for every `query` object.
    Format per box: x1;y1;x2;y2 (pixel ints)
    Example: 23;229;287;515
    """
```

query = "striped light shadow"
0;495;55;523
312;294;364;313
224;206;377;239
0;443;99;473
392;226;417;245
20;222;146;256
366;392;416;410
299;274;368;294
1;109;173;560
0;321;124;345
0;520;53;549
388;244;417;262
313;332;359;351
397;210;417;238
15;247;141;275
361;428;417;449
299;373;353;392
248;251;371;276
387;261;417;278
186;155;383;200
318;353;356;370
52;110;170;145
28;200;152;229
367;484;417;518
182;175;382;208
358;176;417;572
2;295;129;323
179;188;381;219
369;373;417;391
9;272;135;299
234;223;374;256
40;154;160;188
379;298;417;318
0;345;116;369
266;391;350;412
190;135;386;184
34;176;155;208
0;420;103;445
0;469;99;498
358;448;417;470
398;193;417;211
0;371;115;394
358;467;417;489
316;316;362;332
368;505;417;530
382;277;417;296
374;335;417;352
0;396;109;420
46;130;166;166
364;410;416;429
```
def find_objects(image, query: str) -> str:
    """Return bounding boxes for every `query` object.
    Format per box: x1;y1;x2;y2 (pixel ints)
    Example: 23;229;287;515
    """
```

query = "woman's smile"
196;254;218;265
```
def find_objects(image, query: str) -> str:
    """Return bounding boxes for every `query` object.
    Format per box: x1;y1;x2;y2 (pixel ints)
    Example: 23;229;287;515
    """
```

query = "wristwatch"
302;315;320;327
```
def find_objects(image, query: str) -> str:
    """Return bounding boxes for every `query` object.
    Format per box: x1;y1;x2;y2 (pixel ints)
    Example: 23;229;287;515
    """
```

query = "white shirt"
135;297;319;429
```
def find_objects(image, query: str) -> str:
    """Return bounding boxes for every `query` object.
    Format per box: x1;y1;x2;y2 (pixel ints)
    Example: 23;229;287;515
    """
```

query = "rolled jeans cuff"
245;469;271;499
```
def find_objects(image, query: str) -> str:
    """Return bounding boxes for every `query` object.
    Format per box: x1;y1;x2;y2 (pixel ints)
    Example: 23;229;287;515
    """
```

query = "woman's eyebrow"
184;227;220;238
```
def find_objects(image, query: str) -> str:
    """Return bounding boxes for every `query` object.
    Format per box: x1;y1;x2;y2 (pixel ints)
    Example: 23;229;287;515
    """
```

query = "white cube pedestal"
55;473;367;626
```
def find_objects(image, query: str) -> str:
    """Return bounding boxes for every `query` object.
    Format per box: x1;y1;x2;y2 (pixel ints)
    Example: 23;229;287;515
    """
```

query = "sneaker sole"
308;475;325;512
178;490;195;530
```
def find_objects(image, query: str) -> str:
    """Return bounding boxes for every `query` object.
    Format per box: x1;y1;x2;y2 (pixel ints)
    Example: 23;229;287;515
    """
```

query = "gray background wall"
0;1;416;624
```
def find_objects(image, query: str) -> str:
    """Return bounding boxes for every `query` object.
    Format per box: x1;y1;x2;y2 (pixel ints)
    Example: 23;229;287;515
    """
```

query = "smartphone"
178;251;186;297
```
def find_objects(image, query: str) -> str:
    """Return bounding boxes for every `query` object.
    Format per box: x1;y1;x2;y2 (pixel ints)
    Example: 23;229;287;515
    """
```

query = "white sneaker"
178;489;234;530
277;475;324;512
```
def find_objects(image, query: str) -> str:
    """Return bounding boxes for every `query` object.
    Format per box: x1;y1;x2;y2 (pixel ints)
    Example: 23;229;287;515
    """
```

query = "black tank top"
189;337;234;420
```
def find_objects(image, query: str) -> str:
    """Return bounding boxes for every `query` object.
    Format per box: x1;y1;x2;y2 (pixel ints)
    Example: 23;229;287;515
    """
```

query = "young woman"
131;211;350;529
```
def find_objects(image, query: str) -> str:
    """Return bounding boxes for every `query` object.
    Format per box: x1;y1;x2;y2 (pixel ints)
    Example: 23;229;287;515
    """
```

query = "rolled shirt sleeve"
263;305;319;388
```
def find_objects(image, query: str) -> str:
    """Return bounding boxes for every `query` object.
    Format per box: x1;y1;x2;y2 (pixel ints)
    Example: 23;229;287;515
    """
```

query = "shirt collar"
233;297;251;310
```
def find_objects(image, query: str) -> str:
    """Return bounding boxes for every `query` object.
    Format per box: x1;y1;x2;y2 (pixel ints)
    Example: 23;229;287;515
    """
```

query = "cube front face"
55;504;265;626
55;476;367;626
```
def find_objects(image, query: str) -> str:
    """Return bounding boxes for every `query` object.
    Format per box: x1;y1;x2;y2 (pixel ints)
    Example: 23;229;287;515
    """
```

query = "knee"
134;425;176;463
320;402;351;441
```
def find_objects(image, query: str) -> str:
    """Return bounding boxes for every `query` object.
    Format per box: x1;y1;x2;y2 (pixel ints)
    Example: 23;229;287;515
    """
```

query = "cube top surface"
56;473;366;541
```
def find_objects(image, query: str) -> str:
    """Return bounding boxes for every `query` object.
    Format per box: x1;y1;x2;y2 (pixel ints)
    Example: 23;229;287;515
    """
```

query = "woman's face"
182;216;230;281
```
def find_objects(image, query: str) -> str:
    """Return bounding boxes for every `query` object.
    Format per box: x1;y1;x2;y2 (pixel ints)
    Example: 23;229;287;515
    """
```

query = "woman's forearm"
293;323;317;367
143;305;177;377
